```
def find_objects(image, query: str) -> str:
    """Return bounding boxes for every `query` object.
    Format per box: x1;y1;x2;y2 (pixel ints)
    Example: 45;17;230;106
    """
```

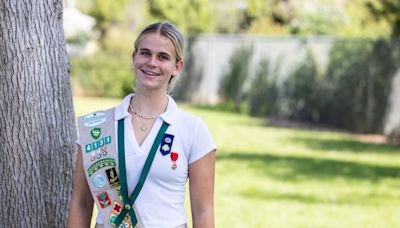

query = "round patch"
165;137;172;144
162;144;170;152
93;174;107;188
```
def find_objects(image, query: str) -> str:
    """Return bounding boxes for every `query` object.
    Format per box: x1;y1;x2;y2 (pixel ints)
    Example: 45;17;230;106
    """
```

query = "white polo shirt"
89;94;216;227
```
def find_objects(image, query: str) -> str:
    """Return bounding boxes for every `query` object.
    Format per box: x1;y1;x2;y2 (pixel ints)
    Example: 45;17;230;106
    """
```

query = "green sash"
115;119;169;227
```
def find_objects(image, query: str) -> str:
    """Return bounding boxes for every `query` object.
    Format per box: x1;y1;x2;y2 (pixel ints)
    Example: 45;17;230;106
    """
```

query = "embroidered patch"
83;112;107;127
85;136;112;153
106;167;120;188
109;213;117;225
92;173;107;188
112;201;123;214
109;201;124;226
90;128;101;140
96;192;111;208
160;134;174;156
87;158;116;177
109;207;134;227
122;214;133;228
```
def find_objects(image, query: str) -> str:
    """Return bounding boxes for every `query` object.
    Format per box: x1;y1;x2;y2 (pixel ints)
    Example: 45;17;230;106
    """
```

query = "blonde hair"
134;22;184;93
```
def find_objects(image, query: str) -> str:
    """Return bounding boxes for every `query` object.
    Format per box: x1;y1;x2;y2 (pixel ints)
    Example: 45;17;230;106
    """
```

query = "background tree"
147;0;215;34
85;0;131;39
0;0;77;227
242;0;294;34
366;0;400;37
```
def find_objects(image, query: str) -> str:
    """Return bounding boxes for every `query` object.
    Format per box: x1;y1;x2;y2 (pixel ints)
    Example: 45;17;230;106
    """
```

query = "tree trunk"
0;1;77;227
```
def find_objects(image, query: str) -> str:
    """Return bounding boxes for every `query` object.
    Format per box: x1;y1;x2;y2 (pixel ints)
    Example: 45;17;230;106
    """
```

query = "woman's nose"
147;55;157;66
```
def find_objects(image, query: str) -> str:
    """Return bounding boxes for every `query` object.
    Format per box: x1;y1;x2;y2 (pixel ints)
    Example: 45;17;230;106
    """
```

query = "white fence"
176;34;400;137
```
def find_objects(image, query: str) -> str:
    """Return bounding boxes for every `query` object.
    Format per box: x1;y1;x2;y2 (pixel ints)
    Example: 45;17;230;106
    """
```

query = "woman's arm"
67;146;94;228
189;150;216;228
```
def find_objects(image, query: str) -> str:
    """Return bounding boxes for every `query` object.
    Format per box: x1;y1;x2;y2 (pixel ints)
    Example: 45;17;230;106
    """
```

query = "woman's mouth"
141;69;160;76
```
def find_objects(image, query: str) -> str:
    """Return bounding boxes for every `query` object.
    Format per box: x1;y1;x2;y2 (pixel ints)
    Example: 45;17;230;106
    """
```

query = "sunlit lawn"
74;96;400;228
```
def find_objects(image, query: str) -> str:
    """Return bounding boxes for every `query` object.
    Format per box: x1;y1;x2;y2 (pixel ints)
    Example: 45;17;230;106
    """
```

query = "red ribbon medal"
170;152;178;170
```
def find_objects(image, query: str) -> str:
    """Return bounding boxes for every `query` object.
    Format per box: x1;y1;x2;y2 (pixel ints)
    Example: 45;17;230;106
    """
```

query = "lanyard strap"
115;119;169;227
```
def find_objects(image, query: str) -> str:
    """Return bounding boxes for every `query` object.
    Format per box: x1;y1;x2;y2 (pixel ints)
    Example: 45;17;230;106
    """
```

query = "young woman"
67;22;216;228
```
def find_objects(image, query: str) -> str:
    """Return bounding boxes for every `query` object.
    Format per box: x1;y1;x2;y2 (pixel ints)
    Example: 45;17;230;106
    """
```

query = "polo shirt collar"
114;94;133;121
159;96;178;125
114;93;177;125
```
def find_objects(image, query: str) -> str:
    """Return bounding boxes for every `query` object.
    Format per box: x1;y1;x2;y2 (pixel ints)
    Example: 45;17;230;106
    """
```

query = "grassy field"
74;96;400;228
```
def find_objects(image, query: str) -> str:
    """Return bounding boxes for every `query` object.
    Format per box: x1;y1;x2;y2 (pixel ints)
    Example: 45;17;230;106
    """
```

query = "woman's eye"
159;55;170;61
141;51;151;56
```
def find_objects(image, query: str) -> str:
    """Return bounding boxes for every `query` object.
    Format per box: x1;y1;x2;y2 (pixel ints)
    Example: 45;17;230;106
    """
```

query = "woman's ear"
173;60;184;77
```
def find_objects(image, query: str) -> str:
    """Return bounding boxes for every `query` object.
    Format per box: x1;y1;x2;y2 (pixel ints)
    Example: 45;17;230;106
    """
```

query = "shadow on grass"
240;188;324;203
238;187;396;205
217;152;400;182
288;136;400;154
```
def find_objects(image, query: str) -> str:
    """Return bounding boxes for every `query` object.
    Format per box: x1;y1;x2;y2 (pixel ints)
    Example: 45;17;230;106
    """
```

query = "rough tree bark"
0;0;77;227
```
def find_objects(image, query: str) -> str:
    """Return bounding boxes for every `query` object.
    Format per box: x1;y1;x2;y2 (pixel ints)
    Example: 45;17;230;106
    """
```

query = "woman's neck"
131;89;169;117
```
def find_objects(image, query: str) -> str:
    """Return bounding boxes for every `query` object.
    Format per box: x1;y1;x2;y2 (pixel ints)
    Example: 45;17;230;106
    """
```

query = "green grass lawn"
74;96;400;228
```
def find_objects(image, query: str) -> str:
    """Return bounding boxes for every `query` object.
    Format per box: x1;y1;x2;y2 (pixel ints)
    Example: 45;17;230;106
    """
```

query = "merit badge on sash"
109;201;137;228
170;151;178;170
96;192;111;208
109;201;122;225
90;128;101;139
106;167;120;188
87;158;116;177
83;112;106;128
92;173;107;188
160;134;174;156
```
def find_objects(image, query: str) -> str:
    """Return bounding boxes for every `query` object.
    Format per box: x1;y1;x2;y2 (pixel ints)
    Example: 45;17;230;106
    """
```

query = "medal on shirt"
160;134;174;156
171;151;178;170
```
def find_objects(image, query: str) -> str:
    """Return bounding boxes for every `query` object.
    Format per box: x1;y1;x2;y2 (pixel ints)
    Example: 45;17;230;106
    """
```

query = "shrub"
323;39;372;131
70;26;135;97
219;45;252;112
248;58;279;116
282;49;322;122
71;51;134;97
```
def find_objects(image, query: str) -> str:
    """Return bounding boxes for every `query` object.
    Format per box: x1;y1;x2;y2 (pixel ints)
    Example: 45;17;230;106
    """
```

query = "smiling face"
133;33;184;93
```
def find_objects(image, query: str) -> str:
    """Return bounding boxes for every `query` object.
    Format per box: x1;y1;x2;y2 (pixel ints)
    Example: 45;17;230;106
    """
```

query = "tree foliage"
147;0;215;34
244;0;294;32
90;0;130;27
366;0;400;37
71;26;135;97
75;0;400;37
